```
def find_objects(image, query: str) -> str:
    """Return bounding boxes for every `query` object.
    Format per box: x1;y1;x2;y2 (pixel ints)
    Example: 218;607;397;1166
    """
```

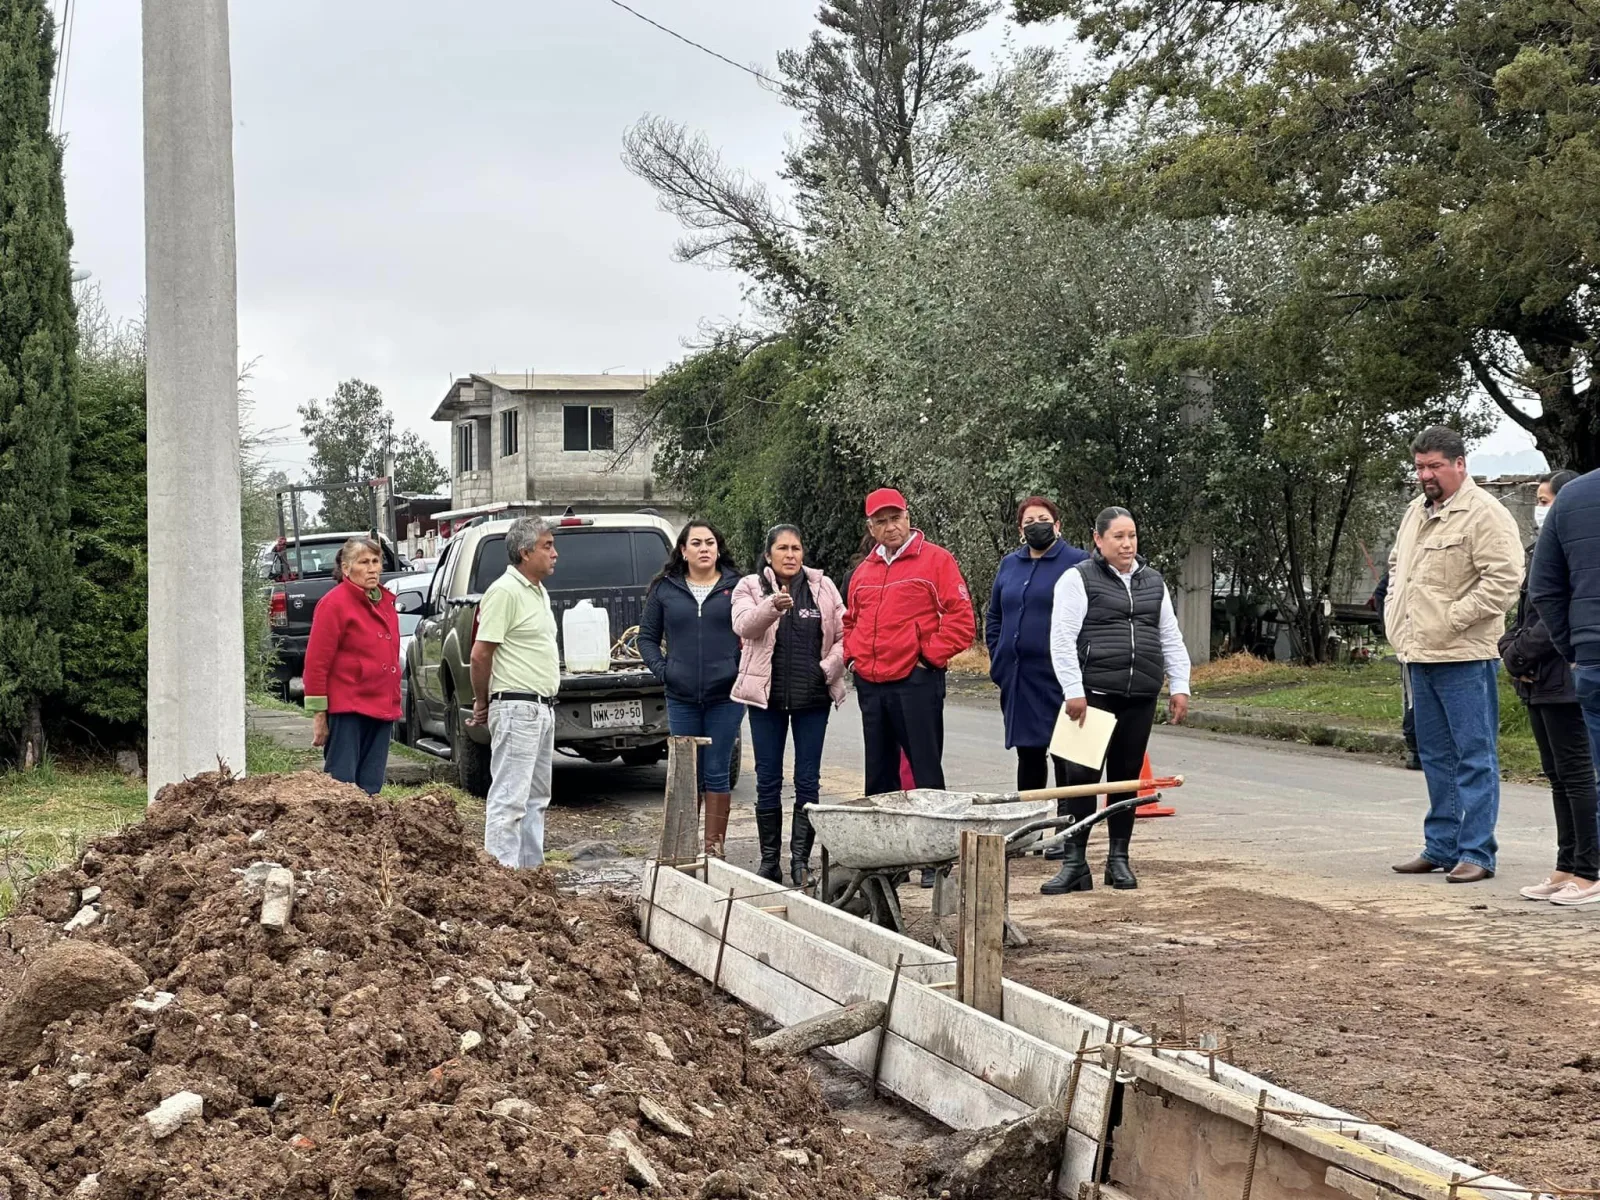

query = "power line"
600;0;781;88
53;0;77;137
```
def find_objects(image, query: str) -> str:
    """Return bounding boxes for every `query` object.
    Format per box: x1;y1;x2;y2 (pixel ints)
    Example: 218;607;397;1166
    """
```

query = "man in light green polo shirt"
470;517;560;868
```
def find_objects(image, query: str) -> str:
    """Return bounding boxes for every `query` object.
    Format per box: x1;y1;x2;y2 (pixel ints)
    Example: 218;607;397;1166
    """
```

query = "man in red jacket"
844;488;976;803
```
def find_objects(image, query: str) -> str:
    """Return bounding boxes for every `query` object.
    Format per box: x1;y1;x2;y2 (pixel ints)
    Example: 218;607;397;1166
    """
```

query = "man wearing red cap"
844;488;976;803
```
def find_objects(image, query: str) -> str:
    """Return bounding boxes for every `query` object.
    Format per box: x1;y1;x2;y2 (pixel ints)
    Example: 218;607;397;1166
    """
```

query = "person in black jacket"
639;520;744;858
1045;507;1191;895
1503;471;1598;903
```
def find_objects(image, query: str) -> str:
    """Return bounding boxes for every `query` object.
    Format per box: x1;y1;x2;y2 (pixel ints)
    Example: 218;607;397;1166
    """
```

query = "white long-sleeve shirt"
1050;564;1192;701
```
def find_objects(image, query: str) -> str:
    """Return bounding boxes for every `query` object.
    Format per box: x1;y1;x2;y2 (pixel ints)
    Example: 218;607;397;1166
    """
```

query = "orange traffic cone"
1135;753;1175;818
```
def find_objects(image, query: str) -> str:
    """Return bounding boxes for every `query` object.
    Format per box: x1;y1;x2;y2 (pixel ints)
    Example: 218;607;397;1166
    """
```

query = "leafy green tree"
298;378;445;530
62;291;145;729
640;335;880;581
0;0;77;765
1014;0;1600;469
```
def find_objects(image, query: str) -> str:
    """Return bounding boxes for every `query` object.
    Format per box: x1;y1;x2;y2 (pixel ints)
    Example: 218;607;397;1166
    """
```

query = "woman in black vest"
1043;507;1191;894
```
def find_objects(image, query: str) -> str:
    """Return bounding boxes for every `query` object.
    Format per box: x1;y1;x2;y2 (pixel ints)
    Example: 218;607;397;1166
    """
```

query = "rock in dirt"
489;1097;540;1123
62;905;100;933
645;1031;675;1061
608;1127;661;1189
131;991;175;1015
142;1090;204;1139
638;1095;693;1138
700;1169;750;1199
0;940;147;1069
79;886;102;905
258;866;295;930
0;771;889;1200
924;1096;1070;1200
566;839;622;862
114;750;142;779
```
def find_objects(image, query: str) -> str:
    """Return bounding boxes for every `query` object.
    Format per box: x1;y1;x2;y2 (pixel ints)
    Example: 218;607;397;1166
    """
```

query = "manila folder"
1048;702;1116;769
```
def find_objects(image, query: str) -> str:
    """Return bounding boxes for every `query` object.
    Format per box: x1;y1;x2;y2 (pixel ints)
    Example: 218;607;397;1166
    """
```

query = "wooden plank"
1109;1048;1502;1200
1115;1084;1350;1200
641;874;1030;1130
659;737;702;862
703;858;954;985
1000;976;1522;1197
956;831;1005;1017
642;862;1114;1141
1324;1167;1409;1200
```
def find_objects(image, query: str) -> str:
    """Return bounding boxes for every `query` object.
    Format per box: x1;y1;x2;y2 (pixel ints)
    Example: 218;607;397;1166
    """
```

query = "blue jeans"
665;697;745;792
323;713;392;795
748;704;830;814
1408;661;1501;870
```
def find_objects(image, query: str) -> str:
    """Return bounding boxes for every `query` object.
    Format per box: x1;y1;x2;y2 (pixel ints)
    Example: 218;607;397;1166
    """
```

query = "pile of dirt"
0;772;901;1199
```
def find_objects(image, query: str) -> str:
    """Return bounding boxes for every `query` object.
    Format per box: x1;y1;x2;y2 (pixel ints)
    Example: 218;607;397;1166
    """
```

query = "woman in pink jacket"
732;524;847;885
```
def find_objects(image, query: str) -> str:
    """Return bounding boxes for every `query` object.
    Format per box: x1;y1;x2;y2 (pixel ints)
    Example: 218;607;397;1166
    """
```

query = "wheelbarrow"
805;775;1185;946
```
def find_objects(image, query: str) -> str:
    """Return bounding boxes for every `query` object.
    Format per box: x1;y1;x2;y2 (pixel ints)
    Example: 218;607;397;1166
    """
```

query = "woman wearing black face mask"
986;497;1089;804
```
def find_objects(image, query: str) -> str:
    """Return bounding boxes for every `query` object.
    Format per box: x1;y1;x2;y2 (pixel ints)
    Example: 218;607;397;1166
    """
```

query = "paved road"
787;692;1560;904
253;694;1570;912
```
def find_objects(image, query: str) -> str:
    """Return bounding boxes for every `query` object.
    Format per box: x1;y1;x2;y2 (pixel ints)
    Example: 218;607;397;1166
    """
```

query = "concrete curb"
1178;701;1408;757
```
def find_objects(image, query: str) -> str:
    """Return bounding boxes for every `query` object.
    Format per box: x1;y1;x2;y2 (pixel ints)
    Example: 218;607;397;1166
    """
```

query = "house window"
457;422;475;472
500;409;519;457
563;404;615;452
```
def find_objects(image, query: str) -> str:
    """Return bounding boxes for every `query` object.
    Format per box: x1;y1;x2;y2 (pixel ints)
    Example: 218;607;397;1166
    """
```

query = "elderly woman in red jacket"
303;536;402;794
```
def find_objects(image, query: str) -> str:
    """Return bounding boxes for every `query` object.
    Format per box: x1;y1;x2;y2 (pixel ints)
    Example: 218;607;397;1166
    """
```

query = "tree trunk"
20;699;44;770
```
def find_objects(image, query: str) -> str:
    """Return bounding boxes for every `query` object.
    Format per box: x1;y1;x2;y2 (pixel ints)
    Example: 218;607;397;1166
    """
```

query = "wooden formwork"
639;858;1539;1200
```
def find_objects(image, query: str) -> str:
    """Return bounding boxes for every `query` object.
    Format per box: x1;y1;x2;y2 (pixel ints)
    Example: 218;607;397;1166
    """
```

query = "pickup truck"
404;513;739;797
263;531;415;701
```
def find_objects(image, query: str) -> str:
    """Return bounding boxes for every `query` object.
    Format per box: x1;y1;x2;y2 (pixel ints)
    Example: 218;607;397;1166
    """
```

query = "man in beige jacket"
1385;427;1524;883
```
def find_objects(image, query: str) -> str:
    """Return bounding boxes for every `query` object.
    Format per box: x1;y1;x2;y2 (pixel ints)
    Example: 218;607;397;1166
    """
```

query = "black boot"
1105;837;1138;890
789;804;816;888
1040;837;1092;894
755;808;783;883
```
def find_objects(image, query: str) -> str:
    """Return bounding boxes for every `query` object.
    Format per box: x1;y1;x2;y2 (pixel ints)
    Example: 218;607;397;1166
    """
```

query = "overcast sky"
58;0;1539;477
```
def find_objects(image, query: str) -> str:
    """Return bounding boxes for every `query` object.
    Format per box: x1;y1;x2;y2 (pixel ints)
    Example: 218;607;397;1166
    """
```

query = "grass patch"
246;689;302;714
1189;656;1543;781
0;760;146;917
245;730;321;776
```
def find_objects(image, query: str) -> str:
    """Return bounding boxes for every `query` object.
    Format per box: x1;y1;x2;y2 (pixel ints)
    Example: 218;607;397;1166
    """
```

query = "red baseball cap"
865;487;908;516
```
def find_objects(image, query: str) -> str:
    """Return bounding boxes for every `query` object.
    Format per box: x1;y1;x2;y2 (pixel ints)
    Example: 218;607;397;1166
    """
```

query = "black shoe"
755;808;783;883
789;804;816;888
1104;837;1138;890
1040;839;1092;895
920;868;936;889
1406;752;1422;771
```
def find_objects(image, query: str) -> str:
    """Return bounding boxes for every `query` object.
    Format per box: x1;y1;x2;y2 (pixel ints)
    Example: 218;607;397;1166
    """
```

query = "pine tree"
0;0;78;766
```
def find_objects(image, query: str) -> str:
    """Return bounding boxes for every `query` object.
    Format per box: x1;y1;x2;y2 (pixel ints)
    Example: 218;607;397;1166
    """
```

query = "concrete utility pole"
1177;365;1214;667
143;0;246;800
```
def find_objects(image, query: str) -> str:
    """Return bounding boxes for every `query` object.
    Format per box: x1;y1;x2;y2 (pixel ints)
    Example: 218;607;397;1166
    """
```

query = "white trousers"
485;699;555;868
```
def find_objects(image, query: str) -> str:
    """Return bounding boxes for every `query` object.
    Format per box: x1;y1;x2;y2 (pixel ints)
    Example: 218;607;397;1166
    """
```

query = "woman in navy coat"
986;496;1089;792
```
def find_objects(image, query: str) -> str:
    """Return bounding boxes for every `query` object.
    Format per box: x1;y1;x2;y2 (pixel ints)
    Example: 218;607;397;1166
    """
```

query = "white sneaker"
1520;877;1569;900
1549;880;1600;907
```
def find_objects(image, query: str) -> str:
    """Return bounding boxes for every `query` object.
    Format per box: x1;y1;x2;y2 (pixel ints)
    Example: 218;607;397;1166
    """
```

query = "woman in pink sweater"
732;525;847;884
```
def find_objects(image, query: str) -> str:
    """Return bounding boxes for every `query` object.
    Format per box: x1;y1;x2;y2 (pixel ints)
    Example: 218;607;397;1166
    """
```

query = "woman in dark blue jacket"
640;520;744;858
986;497;1089;795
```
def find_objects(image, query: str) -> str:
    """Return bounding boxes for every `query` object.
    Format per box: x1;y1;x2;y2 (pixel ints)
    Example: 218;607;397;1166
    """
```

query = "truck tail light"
269;590;288;628
558;517;592;526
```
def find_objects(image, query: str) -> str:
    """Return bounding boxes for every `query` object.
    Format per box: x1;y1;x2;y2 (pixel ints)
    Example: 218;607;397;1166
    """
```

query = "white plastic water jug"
562;599;611;673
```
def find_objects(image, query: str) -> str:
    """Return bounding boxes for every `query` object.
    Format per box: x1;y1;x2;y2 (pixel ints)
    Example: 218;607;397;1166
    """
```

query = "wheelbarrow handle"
1005;794;1152;848
970;775;1185;806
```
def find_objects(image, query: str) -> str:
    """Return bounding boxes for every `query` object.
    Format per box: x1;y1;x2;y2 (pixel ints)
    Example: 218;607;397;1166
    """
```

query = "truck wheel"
448;698;492;798
404;691;424;747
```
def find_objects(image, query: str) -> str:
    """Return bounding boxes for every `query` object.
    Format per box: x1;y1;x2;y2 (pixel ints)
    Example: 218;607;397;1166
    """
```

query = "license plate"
591;699;643;730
